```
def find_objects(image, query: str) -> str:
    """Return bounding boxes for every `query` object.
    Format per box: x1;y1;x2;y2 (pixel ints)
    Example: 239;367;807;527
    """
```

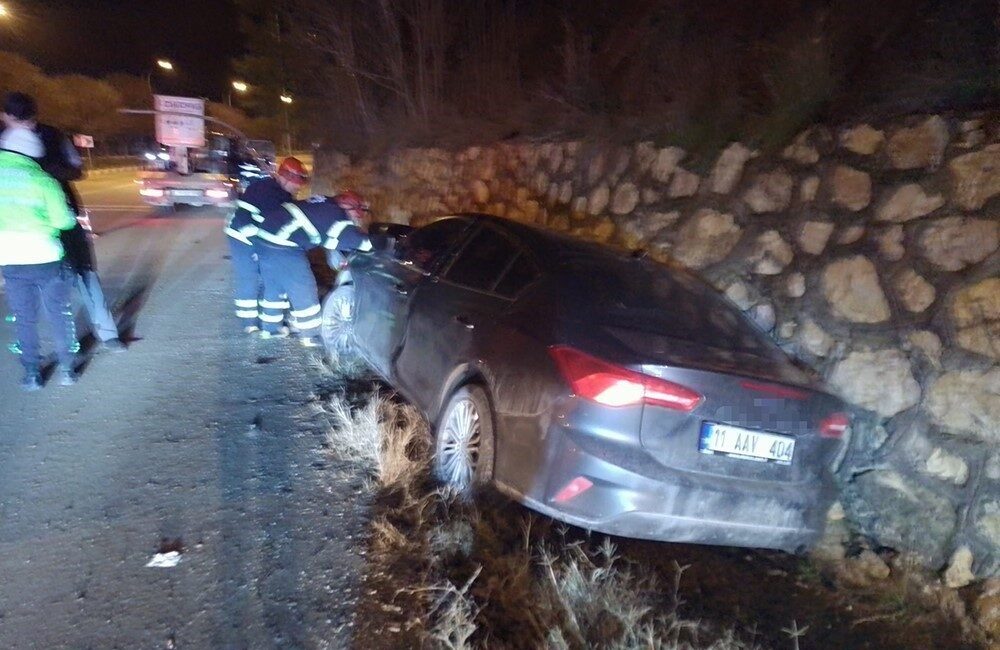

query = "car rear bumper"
507;430;836;553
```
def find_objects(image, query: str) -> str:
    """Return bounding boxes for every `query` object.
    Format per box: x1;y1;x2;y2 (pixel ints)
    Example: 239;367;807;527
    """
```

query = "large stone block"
886;115;950;170
587;184;610;216
951;277;1000;360
798;319;834;357
668;168;700;198
634;141;657;173
829;349;920;417
743;169;794;213
894;269;936;313
877;225;906;261
610;182;640;215
926;369;1000;443
671;209;742;269
840;124;885;155
876;184;945;222
822;256;891;323
617;210;680;249
782;129;820;165
924;447;970;486
843;469;957;567
651;146;685;183
829;165;872;211
747;230;793;274
799;220;835;255
921;217;999;271
950;144;1000;210
708;143;753;194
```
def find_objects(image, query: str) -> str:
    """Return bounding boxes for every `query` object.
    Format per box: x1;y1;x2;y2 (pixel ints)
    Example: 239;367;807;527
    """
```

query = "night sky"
3;0;243;100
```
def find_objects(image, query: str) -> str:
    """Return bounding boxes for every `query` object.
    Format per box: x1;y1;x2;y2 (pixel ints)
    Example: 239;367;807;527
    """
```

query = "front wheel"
320;284;357;364
433;385;495;496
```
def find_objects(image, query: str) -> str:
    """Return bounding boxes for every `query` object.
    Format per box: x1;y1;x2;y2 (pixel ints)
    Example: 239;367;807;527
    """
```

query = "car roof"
444;212;634;269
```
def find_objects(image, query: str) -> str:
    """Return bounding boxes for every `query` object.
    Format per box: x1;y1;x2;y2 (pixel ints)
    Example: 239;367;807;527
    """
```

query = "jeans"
62;224;118;342
256;244;321;337
74;269;118;342
1;261;76;369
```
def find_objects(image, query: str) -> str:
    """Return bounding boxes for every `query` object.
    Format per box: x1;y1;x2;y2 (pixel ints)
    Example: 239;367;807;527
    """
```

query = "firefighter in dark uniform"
225;156;308;333
252;191;372;347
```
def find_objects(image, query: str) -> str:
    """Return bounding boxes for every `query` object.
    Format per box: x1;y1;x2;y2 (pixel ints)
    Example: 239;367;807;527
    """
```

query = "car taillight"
206;189;229;199
820;412;850;438
139;188;164;197
548;346;702;412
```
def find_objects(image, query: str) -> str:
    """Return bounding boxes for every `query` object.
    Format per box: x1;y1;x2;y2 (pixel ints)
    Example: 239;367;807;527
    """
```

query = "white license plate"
171;190;202;197
698;422;795;465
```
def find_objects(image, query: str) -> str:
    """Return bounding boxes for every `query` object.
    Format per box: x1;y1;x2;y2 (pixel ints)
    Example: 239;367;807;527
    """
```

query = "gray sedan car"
322;214;849;552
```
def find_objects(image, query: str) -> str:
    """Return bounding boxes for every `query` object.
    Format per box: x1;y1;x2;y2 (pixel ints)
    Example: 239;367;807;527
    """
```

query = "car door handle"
453;315;475;330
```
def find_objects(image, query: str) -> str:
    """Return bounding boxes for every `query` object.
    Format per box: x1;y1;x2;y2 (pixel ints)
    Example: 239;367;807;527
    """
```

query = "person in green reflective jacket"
0;126;79;390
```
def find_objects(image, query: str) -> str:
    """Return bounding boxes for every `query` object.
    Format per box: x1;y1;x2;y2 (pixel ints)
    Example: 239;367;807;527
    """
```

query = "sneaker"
258;327;290;339
100;338;127;353
57;367;78;386
299;336;322;348
20;370;42;392
243;325;260;335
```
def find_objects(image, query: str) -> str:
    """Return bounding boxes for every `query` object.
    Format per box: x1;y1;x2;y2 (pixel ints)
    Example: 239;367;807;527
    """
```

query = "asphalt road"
0;169;366;649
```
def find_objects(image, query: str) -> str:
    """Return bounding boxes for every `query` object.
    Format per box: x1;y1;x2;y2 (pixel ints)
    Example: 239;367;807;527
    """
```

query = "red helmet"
335;190;370;214
276;157;309;186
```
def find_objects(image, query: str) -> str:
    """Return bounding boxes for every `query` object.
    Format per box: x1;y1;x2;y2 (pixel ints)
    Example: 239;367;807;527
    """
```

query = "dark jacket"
225;176;292;244
254;196;372;253
33;124;92;271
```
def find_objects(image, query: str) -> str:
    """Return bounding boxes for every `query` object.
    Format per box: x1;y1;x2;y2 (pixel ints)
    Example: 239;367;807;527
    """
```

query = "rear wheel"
320;284;357;364
433;385;495;496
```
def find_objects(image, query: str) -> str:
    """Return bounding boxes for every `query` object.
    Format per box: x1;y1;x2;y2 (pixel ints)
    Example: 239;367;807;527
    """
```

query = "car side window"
494;252;540;299
444;227;518;293
398;219;471;272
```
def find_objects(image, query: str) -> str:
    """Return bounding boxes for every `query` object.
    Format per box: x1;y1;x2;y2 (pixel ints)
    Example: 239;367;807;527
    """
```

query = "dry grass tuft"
325;392;429;489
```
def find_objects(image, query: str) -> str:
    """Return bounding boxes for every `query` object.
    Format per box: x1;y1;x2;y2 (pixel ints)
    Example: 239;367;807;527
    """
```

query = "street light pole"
147;59;175;94
280;93;293;154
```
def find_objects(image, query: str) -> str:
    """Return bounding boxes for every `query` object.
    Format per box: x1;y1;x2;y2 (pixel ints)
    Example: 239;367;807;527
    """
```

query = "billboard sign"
153;95;205;148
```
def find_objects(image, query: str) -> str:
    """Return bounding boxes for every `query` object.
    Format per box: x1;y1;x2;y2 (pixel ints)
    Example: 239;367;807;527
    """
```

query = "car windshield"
558;256;780;358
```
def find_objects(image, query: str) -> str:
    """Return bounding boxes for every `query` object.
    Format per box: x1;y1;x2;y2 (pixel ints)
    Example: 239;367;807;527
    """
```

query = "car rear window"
558;257;779;356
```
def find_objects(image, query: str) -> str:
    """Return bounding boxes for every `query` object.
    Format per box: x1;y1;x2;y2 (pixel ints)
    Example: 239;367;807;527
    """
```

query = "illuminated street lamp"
280;93;293;104
147;59;176;93
228;80;248;107
0;4;9;18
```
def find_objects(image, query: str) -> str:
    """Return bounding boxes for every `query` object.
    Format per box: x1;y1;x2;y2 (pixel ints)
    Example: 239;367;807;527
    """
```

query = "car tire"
320;284;358;365
433;384;495;496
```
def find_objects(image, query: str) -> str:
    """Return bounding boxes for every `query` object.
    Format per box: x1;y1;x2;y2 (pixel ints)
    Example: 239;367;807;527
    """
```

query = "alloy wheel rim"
439;398;481;490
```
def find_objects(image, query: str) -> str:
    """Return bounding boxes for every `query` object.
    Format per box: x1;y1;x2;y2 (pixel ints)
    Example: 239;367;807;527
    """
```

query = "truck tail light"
548;346;702;412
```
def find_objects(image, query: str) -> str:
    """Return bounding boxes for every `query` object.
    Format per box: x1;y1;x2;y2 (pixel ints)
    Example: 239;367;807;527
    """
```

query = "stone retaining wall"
315;113;1000;580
